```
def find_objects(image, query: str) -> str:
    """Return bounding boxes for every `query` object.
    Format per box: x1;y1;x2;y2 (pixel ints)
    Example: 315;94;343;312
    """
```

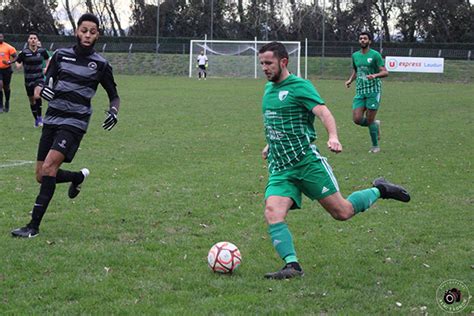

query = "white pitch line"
0;160;35;168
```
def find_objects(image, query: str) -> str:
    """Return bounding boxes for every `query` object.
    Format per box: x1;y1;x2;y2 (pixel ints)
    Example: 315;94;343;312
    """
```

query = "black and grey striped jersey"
44;46;119;132
16;47;50;86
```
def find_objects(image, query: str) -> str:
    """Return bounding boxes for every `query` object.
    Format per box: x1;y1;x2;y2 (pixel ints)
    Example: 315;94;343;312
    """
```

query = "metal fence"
10;41;474;61
10;41;474;82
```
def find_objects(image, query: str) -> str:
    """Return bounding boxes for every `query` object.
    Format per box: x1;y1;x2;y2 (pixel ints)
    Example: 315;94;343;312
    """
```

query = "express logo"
387;58;398;69
88;62;97;70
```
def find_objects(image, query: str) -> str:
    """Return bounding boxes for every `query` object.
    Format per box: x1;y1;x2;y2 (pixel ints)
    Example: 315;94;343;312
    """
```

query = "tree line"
0;0;472;42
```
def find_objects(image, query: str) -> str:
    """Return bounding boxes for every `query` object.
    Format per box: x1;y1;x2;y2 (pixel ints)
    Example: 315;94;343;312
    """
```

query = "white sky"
56;0;153;32
57;0;474;33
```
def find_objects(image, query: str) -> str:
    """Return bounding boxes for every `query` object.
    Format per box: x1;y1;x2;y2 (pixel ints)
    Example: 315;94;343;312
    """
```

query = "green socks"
356;118;378;146
347;188;380;214
268;222;298;264
369;122;379;146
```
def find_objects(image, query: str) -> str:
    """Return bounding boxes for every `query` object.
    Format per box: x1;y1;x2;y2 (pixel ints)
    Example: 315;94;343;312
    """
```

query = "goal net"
189;40;301;79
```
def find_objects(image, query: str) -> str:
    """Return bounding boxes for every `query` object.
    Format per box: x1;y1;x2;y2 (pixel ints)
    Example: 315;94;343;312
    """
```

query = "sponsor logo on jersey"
264;110;281;119
88;62;97;70
279;90;289;101
62;56;76;62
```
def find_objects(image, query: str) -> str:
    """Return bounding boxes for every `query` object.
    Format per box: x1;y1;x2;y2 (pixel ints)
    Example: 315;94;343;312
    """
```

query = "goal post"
189;39;301;79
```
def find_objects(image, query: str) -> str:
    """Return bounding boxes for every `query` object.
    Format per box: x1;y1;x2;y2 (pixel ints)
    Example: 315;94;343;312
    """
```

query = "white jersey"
197;54;208;66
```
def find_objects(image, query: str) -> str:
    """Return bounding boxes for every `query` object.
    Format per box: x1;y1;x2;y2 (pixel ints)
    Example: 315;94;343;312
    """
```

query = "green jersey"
352;48;384;95
262;74;325;173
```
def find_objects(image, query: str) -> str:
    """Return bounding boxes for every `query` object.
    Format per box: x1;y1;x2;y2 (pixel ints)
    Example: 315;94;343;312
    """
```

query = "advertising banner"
385;56;444;73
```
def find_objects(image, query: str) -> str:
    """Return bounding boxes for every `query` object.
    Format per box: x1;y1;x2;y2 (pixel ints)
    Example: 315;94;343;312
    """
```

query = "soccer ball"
207;241;242;273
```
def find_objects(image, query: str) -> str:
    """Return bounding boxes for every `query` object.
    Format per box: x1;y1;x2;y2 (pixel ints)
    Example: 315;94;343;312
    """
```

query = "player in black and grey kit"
11;13;121;238
15;32;50;127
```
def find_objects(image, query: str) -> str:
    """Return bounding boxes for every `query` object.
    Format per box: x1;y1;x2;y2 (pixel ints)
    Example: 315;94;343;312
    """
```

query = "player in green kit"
345;31;388;153
258;42;410;279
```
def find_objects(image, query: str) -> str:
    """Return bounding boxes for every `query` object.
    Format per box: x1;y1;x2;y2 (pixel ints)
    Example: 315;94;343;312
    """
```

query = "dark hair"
259;41;289;60
78;13;100;28
359;31;372;41
28;31;39;38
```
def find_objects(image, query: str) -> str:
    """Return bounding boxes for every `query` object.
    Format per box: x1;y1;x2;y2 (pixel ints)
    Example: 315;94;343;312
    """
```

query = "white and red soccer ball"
207;241;242;273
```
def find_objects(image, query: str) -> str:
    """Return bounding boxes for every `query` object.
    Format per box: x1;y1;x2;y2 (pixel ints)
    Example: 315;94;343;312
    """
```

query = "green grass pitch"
0;75;472;314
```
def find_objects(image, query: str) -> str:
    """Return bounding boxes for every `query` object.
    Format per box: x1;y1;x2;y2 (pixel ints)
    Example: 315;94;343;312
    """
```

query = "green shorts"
352;92;381;110
265;147;340;209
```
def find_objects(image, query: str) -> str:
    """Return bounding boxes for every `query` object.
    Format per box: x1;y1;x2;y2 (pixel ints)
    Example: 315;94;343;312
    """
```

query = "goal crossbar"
189;39;301;79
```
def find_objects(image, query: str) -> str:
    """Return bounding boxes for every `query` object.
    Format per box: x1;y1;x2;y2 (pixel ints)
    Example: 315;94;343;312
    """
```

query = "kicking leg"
319;178;410;220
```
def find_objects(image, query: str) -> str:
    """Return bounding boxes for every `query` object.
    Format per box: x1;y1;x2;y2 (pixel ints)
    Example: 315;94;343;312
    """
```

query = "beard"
268;65;283;82
360;42;369;49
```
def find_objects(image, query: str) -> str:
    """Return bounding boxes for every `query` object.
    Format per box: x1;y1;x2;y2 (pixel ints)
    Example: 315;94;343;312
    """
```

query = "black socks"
29;176;56;229
56;169;84;184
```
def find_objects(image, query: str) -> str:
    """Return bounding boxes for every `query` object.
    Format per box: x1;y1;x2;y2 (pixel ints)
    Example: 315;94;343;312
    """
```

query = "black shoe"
11;225;39;238
264;262;304;280
4;102;9;112
373;177;410;202
68;168;90;199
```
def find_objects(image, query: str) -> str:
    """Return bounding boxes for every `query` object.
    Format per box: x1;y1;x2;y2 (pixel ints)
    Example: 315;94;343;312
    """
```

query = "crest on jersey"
279;90;289;101
367;58;373;63
88;62;97;70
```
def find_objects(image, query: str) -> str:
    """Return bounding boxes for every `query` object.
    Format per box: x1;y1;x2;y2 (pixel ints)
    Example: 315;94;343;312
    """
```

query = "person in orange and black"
0;33;17;113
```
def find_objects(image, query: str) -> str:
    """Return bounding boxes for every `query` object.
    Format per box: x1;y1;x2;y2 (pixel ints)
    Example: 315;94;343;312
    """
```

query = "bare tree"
104;1;118;36
63;0;77;32
237;0;244;23
372;0;397;42
85;0;93;13
108;0;125;36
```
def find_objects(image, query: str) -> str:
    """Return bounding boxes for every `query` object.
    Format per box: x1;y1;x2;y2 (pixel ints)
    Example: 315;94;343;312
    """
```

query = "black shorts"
24;80;44;97
199;65;206;70
0;67;13;86
37;124;85;163
25;85;35;97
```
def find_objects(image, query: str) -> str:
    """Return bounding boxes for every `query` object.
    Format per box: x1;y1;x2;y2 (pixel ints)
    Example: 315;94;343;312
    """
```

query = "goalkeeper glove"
40;86;55;101
205;63;208;69
102;110;118;131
